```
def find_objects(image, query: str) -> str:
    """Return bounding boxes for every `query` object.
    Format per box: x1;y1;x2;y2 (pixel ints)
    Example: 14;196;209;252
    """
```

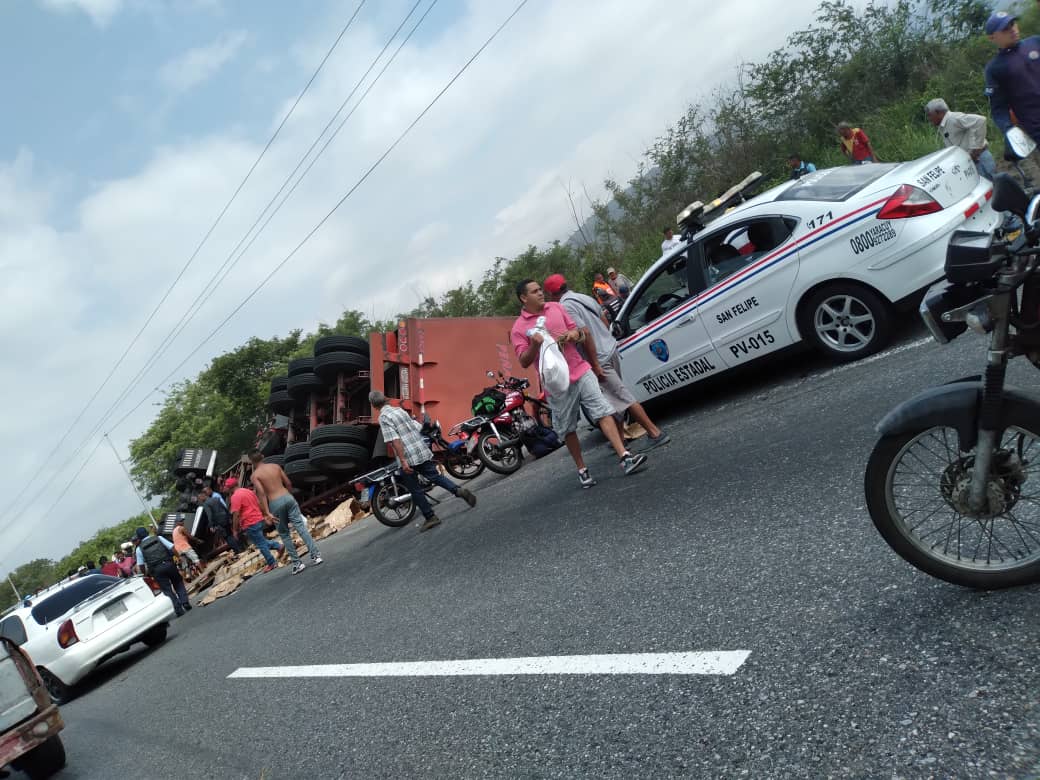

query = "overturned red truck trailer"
175;316;538;538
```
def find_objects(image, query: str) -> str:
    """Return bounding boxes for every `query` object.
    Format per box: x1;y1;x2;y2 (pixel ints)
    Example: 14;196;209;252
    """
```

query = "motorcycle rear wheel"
444;454;485;480
371;481;417;528
476;434;523;475
865;412;1040;588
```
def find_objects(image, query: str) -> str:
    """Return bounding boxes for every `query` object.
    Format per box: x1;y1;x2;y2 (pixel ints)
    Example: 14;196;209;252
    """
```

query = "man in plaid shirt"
369;391;477;532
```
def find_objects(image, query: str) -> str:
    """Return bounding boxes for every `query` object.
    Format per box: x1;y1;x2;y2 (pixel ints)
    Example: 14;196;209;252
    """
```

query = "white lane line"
228;651;750;679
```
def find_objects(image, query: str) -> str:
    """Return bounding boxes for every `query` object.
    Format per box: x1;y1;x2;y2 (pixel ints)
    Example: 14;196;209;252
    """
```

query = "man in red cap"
543;273;670;452
510;278;648;489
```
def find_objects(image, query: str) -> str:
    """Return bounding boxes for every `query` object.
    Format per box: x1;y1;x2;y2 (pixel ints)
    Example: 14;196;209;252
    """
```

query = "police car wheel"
800;283;891;362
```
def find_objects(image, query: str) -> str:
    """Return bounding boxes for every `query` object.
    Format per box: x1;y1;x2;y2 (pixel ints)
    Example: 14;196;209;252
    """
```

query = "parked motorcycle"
419;413;484;480
354;460;442;528
864;173;1040;588
463;374;547;475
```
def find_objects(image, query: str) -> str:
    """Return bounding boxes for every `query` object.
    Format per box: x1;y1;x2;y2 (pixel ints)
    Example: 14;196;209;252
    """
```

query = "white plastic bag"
539;337;570;397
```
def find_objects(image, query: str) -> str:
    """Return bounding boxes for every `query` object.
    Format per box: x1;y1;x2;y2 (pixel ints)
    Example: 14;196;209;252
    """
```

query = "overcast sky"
0;0;828;577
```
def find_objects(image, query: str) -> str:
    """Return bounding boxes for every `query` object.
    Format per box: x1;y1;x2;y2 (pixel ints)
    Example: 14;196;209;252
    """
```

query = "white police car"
613;147;1000;402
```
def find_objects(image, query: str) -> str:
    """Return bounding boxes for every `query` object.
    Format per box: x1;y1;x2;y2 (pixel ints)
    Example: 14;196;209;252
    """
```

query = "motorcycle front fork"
968;295;1011;512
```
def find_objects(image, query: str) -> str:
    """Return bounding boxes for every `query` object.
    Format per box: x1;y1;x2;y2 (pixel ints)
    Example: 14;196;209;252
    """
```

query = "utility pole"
104;434;161;532
6;573;20;601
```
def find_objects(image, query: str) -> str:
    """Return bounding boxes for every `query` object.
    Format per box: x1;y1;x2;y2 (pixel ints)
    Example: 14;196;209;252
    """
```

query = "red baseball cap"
543;274;567;295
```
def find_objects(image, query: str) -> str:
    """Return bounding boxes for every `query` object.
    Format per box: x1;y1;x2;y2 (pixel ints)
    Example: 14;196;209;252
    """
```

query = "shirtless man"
249;449;322;575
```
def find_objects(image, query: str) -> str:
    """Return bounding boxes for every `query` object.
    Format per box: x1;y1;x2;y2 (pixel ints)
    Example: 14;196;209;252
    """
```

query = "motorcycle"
864;172;1040;589
418;413;484;480
354;460;442;528
464;373;550;475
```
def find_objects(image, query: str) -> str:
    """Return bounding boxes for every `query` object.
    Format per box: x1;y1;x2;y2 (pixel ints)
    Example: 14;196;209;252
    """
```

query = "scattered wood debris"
191;497;369;605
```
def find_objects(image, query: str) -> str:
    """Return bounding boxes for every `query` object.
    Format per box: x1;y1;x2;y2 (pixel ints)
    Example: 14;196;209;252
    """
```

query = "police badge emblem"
649;339;669;362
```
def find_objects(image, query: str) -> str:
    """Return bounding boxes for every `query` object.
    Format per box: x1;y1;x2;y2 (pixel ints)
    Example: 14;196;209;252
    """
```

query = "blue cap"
986;11;1016;34
135;526;149;539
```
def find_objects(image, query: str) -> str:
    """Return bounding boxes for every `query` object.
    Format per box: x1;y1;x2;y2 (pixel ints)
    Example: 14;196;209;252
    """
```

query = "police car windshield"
30;575;120;625
776;163;898;203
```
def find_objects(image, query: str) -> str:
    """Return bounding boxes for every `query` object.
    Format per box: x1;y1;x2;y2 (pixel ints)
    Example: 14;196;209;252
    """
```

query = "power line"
94;0;434;438
15;0;528;554
108;0;530;433
5;2;367;519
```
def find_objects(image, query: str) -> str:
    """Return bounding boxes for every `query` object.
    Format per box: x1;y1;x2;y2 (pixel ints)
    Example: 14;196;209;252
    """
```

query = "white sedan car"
0;574;176;703
614;147;1000;403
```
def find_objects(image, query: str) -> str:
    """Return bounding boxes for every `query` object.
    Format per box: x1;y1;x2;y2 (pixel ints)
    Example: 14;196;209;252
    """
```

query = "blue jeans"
975;148;997;181
270;494;320;564
244;523;283;566
398;460;460;519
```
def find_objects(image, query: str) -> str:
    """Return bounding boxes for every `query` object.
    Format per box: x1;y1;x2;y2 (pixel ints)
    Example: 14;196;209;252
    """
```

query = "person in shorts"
510;278;648;489
543;273;670;452
172;518;203;579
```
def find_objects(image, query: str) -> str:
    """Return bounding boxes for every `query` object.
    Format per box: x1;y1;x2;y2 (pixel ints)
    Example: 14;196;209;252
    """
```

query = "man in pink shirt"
510;278;647;488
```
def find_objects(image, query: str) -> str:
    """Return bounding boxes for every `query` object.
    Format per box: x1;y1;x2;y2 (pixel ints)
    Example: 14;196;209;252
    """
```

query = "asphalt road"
14;316;1040;779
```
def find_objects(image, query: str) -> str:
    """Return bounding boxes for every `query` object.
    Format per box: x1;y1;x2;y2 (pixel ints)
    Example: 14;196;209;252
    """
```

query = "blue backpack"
521;423;562;458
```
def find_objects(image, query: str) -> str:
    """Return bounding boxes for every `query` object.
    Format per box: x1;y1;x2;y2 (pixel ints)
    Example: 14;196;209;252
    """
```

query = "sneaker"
457;488;477;508
637;431;671;452
621;451;648;475
419;515;442;532
261;563;276;574
578;468;596;489
311;555;323;566
182;603;193;612
291;562;307;576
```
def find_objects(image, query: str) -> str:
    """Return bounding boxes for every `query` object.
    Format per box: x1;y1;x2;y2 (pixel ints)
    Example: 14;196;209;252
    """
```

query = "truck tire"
267;389;293;412
309;442;370;473
287;372;328;399
269;375;288;392
314;335;369;356
13;734;66;778
287;357;316;377
308;424;370;447
265;454;286;467
313;351;369;382
284;442;311;462
284;459;327;484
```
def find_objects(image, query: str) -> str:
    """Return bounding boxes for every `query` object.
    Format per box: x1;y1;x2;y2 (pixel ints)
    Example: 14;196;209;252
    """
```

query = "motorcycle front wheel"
865;413;1040;589
444;453;485;480
371;481;417;528
476;433;523;475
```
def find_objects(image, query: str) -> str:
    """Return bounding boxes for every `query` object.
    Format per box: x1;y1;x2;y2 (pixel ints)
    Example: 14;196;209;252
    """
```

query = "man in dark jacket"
134;526;191;616
199;487;240;556
985;11;1040;145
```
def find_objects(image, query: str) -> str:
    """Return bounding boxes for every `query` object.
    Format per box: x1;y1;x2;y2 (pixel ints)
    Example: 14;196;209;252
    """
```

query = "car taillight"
877;184;942;219
143;576;163;595
57;619;79;649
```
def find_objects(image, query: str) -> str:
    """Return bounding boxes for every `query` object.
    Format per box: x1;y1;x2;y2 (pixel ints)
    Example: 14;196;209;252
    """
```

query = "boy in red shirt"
838;122;877;164
229;486;285;573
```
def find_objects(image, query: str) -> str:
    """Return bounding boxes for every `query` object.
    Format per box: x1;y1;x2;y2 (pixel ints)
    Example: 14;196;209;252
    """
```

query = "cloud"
158;30;248;94
2;0;825;575
38;0;124;26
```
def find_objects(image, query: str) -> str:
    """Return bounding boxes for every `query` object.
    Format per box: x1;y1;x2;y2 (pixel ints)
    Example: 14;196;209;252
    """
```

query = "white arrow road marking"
228;650;750;679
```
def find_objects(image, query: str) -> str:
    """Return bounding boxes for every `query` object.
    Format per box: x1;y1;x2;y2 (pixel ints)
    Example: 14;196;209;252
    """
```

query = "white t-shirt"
661;236;683;253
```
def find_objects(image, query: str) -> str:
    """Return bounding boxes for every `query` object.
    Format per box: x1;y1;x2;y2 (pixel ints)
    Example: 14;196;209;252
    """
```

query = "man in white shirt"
925;98;997;180
661;227;684;254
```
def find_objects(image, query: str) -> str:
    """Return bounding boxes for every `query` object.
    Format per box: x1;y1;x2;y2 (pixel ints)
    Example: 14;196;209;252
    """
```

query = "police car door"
697;217;800;368
615;249;725;403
